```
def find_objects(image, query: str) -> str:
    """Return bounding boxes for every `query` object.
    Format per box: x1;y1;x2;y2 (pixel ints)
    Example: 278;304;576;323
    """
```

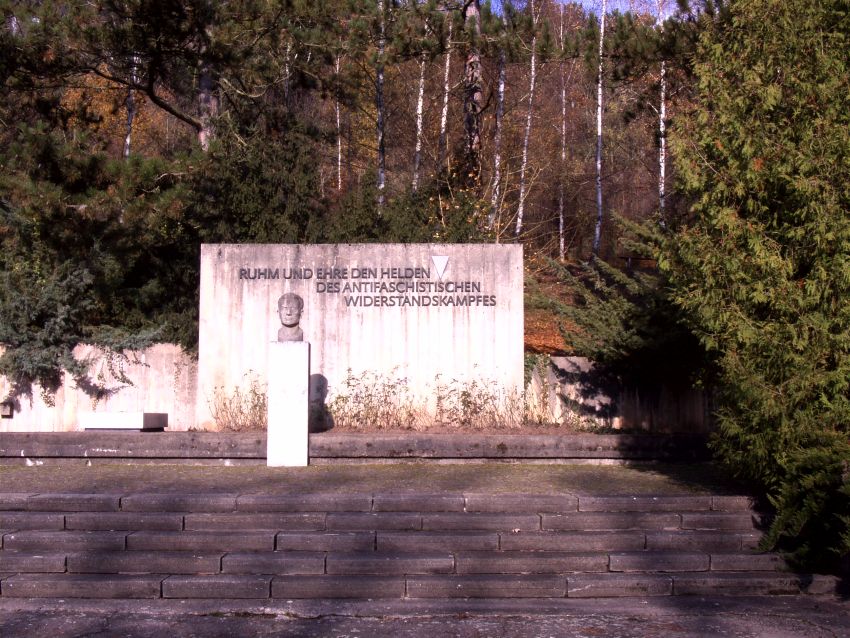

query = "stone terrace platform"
0;463;843;602
0;431;709;465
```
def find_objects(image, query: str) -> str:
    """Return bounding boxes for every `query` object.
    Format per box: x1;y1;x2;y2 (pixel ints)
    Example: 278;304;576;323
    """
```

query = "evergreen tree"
664;0;850;570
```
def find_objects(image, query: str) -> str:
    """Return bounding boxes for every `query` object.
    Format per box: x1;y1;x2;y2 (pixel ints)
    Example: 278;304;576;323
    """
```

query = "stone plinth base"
267;342;310;467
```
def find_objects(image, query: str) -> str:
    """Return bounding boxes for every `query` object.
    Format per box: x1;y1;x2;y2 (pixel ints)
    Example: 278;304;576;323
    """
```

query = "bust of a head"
277;293;304;342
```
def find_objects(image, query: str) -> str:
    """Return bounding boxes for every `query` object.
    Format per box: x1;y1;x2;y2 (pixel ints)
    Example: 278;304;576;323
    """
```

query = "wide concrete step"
0;571;838;599
0;491;838;599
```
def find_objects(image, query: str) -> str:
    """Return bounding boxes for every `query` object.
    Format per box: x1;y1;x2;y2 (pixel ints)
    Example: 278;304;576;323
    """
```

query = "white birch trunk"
376;0;387;208
335;55;343;191
412;53;427;192
489;47;506;231
462;1;482;183
197;62;219;152
514;0;540;237
592;0;607;256
657;1;667;216
438;20;452;173
658;59;667;214
558;5;567;260
123;55;140;159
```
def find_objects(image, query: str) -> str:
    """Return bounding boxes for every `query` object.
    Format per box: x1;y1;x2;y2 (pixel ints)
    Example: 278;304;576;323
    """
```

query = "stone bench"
79;412;168;431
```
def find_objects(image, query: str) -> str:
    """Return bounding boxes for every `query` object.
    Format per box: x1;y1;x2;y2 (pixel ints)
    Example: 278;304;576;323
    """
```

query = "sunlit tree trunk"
197;61;219;152
515;0;540;236
412;53;427;192
375;0;387;208
557;5;567;260
437;19;452;173
335;55;343;191
489;46;506;230
657;1;667;216
123;56;139;159
592;0;607;256
462;0;482;186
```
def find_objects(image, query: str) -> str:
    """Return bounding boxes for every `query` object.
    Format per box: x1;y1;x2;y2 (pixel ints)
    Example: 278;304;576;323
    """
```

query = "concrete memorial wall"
196;243;524;429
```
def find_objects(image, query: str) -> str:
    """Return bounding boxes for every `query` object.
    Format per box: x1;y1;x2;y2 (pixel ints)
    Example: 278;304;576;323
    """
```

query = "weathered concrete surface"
0;344;197;433
1;597;849;637
197;244;524;429
528;356;712;433
0;432;709;465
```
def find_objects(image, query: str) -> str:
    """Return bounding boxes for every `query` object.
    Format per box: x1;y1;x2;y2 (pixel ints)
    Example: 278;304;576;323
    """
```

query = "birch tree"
592;0;607;256
437;18;453;173
375;0;388;207
462;0;483;187
514;0;542;236
656;0;667;215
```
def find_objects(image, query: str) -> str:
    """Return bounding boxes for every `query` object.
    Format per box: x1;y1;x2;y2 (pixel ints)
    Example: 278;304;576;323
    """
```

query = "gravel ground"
1;597;849;637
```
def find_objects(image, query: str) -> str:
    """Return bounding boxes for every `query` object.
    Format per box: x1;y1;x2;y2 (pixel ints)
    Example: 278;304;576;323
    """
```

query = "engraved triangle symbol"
431;255;449;280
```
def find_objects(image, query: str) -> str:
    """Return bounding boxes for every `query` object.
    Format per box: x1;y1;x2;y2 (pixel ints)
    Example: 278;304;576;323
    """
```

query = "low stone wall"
0;431;708;465
1;347;709;434
0;344;197;432
527;357;711;434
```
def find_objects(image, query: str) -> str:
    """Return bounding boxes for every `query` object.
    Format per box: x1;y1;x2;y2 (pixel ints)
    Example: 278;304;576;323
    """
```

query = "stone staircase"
0;491;838;600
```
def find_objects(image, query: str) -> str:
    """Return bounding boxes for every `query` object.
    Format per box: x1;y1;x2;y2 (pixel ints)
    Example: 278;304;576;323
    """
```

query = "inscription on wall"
236;258;497;308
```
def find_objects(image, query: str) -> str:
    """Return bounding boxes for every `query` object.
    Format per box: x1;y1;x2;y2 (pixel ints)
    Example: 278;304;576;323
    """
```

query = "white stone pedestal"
267;342;310;467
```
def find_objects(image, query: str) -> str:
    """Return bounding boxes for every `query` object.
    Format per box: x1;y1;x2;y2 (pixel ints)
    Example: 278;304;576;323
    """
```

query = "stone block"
567;573;673;597
500;531;646;552
27;493;120;512
372;494;465;512
79;412;167;431
120;494;236;512
276;531;375;552
609;552;709;572
711;496;755;511
163;575;270;599
222;551;326;575
3;530;127;551
237;494;372;512
0;551;66;572
800;574;840;595
326;553;454;575
542;512;681;531
709;553;787;571
421;513;540;532
0;494;32;511
326;513;421;531
407;575;566;598
0;512;65;530
127;531;273;551
377;531;498;552
1;573;163;598
456;551;608;574
646;531;747;552
65;513;184;531
680;513;756;531
672;572;803;596
740;532;763;549
578;496;712;512
184;513;325;532
272;575;405;599
464;494;578;513
67;550;222;574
